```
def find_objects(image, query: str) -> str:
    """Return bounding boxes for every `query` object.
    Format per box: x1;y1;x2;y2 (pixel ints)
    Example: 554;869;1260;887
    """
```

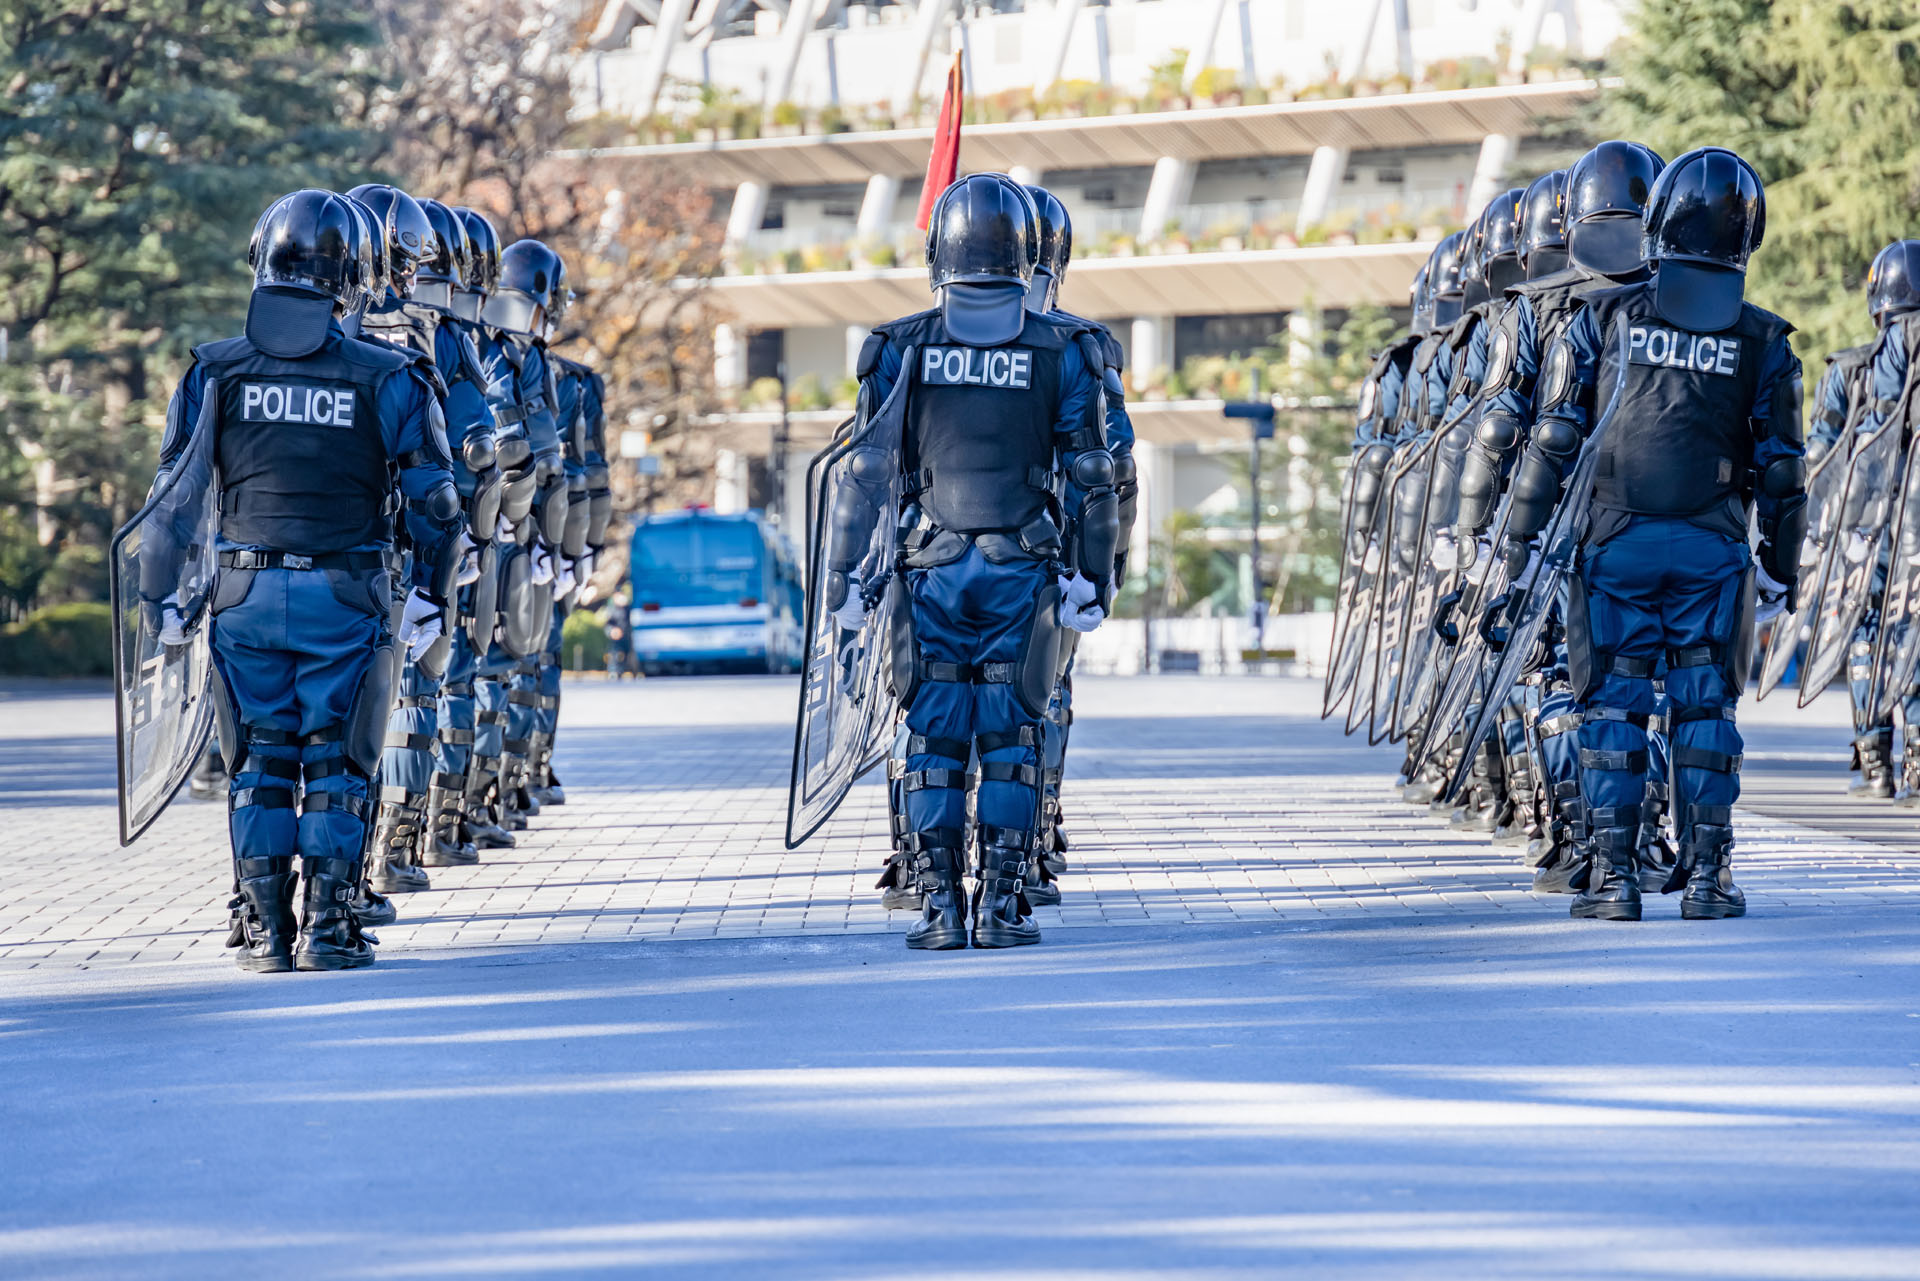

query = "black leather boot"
1451;740;1504;832
1024;803;1067;907
1854;728;1896;799
1894;726;1920;807
972;828;1041;949
1637;778;1678;892
1570;824;1642;921
877;794;923;910
368;797;433;890
535;743;566;805
225;857;296;973
294;857;377;971
464;756;516;849
189;749;228;801
1673;823;1745;919
423;776;479;866
1493;746;1538;846
903;842;969;951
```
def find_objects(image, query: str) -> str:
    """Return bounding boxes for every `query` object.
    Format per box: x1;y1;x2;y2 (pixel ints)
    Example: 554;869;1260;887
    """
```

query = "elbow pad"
1068;448;1115;491
462;433;495;473
534;452;562;486
1760;456;1807;499
826;486;883;577
1351;442;1391;530
502;469;539;524
1456;411;1522;535
427;481;461;524
493;417;530;470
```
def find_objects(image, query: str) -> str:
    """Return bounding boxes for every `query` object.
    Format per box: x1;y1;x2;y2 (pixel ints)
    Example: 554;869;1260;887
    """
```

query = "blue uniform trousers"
902;546;1050;849
436;630;480;787
1577;520;1748;842
210;567;382;867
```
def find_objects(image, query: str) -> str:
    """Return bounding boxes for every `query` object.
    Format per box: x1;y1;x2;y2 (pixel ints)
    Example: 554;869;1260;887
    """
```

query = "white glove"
1058;573;1105;634
553;558;577;599
451;532;481;586
831;573;868;630
530;546;555;586
1755;564;1792;626
1428;534;1459;571
158;593;188;647
399;588;445;660
495;515;517;545
1361;540;1382;574
1844;530;1875;564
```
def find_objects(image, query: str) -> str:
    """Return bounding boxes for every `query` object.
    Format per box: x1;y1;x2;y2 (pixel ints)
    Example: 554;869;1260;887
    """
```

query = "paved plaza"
2;675;1917;1278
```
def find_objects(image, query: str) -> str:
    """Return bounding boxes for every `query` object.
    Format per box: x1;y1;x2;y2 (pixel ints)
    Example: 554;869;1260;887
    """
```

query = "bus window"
632;519;765;606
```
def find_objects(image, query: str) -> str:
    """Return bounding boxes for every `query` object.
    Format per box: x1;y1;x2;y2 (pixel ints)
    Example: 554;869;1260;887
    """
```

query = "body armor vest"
1584;283;1793;543
194;332;409;554
360;299;437;357
1399;334;1443;437
1361;335;1420;440
1511;267;1613;354
874;307;1081;534
1815;343;1874;447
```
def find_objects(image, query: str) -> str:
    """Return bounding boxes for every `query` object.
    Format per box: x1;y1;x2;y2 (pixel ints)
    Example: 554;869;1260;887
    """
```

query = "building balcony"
702;239;1435;329
563;78;1605;188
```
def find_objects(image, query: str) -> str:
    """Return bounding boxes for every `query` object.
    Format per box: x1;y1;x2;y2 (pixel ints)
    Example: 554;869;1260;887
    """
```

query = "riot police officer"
1499;148;1803;921
834;173;1116;949
160;189;463;971
1461;143;1672;892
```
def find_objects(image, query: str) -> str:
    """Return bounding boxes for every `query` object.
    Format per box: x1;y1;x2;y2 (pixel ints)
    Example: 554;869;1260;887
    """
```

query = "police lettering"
240;383;355;426
1627;326;1741;376
920;346;1033;389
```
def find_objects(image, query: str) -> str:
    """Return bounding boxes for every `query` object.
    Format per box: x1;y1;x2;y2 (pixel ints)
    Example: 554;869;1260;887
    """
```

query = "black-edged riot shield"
1389;395;1484;743
110;382;222;845
1366;436;1439;743
1322;461;1367;717
1869;443;1920;720
1798;418;1905;706
785;363;911;848
1324;461;1393;721
1756;439;1849;700
1435;326;1630;800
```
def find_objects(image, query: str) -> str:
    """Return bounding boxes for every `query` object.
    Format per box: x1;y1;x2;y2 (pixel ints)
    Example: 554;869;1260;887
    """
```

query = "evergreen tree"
0;0;384;607
1599;0;1920;361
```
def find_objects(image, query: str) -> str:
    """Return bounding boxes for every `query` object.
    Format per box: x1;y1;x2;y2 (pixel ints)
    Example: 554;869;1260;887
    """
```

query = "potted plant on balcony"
1191;66;1242;107
1327;215;1358;247
1298;221;1330;248
817;103;849;134
1155;220;1191;255
766;100;805;136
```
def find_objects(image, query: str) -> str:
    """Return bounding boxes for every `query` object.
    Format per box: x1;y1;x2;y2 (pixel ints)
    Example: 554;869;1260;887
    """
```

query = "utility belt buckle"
283;554;314;571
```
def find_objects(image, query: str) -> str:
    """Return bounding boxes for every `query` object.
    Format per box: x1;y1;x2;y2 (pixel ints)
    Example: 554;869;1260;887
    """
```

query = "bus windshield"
633;518;765;606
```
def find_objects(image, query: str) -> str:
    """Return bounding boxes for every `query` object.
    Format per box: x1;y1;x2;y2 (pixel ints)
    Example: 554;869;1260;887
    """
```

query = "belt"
219;549;385;572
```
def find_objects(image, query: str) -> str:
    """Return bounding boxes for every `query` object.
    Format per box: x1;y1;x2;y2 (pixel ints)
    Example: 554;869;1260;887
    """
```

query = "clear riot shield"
1389;398;1483;743
110;384;222;845
785;366;911;848
1321;461;1366;717
1798;419;1905;706
1347;434;1428;736
1324;458;1394;720
1367;438;1439;744
1432;327;1630;798
1869;444;1920;720
1756;440;1849;699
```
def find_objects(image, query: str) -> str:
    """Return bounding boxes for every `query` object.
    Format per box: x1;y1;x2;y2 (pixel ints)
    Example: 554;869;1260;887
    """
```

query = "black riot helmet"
1518;169;1569;278
1564;141;1665;279
1868;240;1920;326
1429;231;1467;328
454;207;500;323
415;198;471;312
1459;215;1490;310
483;238;563;337
1023;184;1073;313
346;183;437;299
545;255;573;334
925;172;1039;291
1479;187;1527;296
246;188;363;357
1410;265;1433;335
343;195;390;312
1643;146;1765;330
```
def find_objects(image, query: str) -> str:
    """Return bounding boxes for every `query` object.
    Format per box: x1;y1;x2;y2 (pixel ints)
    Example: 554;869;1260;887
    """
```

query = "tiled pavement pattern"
3;675;1916;971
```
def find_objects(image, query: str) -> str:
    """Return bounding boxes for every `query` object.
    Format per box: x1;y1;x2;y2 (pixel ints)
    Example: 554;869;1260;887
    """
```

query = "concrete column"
1286;310;1320;369
855;173;901;242
1339;0;1386;82
631;0;695;119
1138;157;1195;242
713;448;749;514
1390;0;1413;77
1130;315;1174;392
1295;145;1348;235
762;0;822;115
1033;0;1085;94
845;325;869;377
724;180;771;248
1465;134;1517;221
891;0;954;116
1007;164;1040;190
1128;437;1164;583
1185;0;1233;88
714;323;747;391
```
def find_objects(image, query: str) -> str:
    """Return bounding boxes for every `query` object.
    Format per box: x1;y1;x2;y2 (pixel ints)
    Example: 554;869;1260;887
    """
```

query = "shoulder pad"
1101;365;1125;398
856;331;888;378
1074;329;1107;374
192;335;254;364
401;361;445;401
335;334;415;374
1100;329;1124;373
1740;302;1796;343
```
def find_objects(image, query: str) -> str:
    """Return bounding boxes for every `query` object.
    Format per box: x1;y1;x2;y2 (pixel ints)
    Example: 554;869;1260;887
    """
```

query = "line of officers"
1331;141;1808;922
157;187;611;972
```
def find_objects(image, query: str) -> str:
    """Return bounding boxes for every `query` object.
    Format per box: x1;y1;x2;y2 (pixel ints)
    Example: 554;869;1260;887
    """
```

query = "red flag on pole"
914;51;965;231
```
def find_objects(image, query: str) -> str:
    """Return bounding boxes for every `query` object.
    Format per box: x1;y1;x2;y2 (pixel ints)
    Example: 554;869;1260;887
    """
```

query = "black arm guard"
1350;443;1392;548
1424;418;1473;532
1113;453;1139;562
825;445;889;580
1757;456;1809;585
1455;410;1521;538
585;462;612;549
1066;448;1118;592
1505;414;1582;545
562;475;590;558
537;467;570;546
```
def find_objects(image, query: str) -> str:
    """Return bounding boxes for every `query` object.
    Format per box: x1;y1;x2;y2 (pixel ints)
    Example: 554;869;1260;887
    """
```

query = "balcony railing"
727;193;1466;277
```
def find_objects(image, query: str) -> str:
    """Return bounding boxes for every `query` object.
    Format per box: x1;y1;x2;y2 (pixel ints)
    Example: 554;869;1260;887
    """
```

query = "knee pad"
344;644;398;777
887;577;918;707
1015;580;1065;719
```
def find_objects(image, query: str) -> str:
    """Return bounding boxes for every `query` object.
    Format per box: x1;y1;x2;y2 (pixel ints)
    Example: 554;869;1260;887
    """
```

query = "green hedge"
561;608;609;671
0;601;114;677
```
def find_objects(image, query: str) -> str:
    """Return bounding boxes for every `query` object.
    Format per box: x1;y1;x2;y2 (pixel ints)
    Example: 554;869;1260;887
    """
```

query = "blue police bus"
627;508;804;675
